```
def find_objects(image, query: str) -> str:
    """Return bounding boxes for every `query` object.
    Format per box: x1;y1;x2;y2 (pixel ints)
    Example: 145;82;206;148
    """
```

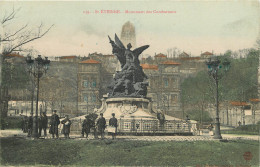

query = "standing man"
21;116;28;133
96;113;106;139
39;112;48;137
27;113;33;137
61;115;72;139
109;113;118;140
82;115;91;138
49;110;60;139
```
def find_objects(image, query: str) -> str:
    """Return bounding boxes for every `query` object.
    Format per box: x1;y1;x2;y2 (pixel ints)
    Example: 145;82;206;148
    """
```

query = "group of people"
22;112;48;137
82;113;118;140
22;110;70;139
47;110;72;139
22;111;118;140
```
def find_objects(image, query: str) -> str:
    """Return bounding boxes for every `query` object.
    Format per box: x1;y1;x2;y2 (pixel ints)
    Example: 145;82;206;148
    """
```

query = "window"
243;105;251;110
83;80;88;88
164;78;169;87
83;94;88;102
171;94;178;102
92;79;96;88
91;94;96;102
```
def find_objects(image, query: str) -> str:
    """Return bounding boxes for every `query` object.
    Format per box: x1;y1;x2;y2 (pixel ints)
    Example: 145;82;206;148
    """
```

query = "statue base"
94;97;196;135
101;97;155;120
70;97;197;135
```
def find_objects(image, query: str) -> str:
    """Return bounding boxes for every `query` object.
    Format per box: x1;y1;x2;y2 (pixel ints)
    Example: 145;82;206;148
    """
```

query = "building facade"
77;59;102;114
141;60;182;117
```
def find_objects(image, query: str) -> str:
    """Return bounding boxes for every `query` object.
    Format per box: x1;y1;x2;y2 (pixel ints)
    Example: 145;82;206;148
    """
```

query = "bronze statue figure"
108;34;149;97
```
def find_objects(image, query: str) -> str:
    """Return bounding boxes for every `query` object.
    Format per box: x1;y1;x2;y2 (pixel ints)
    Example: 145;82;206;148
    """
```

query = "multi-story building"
141;60;182;117
77;59;102;114
76;52;183;117
4;50;208;119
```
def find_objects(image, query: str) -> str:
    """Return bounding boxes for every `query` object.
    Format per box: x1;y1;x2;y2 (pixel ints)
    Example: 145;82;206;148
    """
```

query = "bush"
186;110;213;123
0;116;23;129
221;124;260;135
235;124;259;132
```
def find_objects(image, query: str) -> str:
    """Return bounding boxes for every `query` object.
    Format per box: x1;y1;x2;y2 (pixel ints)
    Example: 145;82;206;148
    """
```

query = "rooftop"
5;53;24;58
155;53;167;58
230;101;249;106
79;59;101;64
60;56;77;59
179;52;190;57
250;98;260;102
141;64;158;70
201;51;213;56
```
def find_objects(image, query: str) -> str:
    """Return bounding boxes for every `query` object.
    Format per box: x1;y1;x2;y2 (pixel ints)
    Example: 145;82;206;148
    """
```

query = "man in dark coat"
39;112;48;137
27;113;33;137
82;115;95;138
96;113;106;139
61;115;72;139
49;110;60;139
109;113;118;139
22;116;28;133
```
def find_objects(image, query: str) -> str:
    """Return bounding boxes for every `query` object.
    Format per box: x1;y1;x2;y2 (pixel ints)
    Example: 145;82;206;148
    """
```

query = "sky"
0;0;260;57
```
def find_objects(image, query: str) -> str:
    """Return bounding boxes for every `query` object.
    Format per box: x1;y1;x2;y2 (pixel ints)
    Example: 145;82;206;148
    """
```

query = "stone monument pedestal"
100;97;156;120
94;97;196;135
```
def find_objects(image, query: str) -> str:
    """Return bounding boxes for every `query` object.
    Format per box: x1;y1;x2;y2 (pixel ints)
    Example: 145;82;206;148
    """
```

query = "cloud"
222;17;258;37
77;22;106;37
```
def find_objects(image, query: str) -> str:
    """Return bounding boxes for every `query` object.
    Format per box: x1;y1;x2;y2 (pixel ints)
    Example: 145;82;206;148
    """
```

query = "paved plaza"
1;129;259;141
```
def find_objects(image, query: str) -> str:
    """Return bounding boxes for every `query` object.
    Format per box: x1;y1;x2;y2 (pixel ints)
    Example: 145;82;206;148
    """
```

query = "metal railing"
70;118;196;135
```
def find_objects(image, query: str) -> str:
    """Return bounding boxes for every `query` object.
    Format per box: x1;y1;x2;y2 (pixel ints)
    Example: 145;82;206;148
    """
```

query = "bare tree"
0;7;53;119
0;7;54;55
166;47;181;58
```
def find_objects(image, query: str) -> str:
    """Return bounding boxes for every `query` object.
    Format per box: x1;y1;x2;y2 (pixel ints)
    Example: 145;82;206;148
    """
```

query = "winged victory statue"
108;34;149;97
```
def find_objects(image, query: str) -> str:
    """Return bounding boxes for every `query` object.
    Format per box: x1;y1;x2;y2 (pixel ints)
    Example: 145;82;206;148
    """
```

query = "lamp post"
206;57;230;139
26;55;50;138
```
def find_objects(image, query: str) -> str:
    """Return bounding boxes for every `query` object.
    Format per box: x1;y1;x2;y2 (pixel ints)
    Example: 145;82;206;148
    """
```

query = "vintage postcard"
0;0;259;166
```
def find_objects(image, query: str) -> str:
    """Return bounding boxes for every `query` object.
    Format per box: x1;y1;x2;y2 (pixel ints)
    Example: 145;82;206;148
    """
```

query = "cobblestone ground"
1;130;259;141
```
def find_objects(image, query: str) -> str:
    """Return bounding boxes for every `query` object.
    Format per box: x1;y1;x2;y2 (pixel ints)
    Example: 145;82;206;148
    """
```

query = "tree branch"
1;7;21;24
2;24;28;42
3;24;54;55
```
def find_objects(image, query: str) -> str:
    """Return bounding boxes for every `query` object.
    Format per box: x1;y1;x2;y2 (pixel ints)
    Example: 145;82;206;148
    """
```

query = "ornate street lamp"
26;55;50;138
206;57;230;139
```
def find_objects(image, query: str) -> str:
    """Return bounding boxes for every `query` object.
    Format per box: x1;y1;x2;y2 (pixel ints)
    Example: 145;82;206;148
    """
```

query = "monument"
107;34;149;97
92;34;196;134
